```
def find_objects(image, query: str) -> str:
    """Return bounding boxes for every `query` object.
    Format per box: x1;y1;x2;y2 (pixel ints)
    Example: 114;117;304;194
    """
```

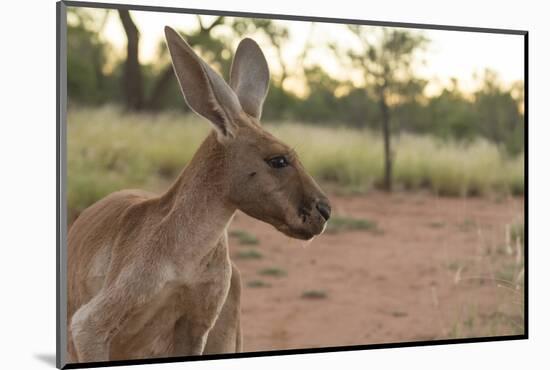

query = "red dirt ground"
228;191;525;352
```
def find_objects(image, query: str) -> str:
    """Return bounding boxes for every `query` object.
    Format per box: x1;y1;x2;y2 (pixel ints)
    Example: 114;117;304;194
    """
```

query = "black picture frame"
56;1;528;368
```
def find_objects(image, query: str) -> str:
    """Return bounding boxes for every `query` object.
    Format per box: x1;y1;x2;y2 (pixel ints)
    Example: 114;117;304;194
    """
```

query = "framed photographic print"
56;1;527;368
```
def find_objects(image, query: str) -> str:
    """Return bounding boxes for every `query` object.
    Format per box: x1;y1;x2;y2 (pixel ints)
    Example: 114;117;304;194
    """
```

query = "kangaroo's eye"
267;156;289;169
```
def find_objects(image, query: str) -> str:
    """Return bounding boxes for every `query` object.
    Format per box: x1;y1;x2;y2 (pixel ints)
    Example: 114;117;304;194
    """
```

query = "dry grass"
443;220;525;339
67;105;524;220
270;122;524;197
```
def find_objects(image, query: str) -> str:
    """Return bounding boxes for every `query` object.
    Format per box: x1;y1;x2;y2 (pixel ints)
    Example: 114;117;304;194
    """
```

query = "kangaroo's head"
165;26;330;240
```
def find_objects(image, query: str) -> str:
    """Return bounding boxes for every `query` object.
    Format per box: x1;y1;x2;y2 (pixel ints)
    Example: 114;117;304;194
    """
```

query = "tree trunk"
380;95;393;192
118;10;144;111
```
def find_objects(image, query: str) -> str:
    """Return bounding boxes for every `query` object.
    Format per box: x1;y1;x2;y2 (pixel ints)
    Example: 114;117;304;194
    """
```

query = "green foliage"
345;27;429;94
67;8;111;104
474;70;525;155
66;9;524;158
299;66;343;122
262;83;301;121
185;18;234;78
337;27;429;190
422;81;479;141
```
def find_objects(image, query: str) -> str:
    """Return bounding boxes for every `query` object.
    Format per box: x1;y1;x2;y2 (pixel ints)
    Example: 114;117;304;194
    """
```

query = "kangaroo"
67;26;331;363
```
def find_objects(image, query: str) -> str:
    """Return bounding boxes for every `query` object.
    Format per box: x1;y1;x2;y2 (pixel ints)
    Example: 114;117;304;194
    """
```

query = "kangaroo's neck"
156;132;235;252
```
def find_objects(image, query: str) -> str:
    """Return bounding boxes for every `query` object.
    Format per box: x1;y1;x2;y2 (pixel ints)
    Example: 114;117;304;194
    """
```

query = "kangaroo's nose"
316;201;331;221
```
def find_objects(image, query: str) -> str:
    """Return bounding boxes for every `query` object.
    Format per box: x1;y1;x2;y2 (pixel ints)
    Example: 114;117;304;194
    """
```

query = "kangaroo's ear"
229;38;270;120
164;26;242;140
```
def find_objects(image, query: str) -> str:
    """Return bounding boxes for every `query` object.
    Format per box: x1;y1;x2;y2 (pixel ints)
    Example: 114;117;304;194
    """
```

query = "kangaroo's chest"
109;243;232;360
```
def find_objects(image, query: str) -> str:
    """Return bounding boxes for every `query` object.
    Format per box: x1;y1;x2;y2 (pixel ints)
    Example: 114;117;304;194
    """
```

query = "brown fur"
67;29;330;363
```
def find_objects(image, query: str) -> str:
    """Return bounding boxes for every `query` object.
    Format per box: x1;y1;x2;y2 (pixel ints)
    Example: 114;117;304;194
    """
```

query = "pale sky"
75;8;525;97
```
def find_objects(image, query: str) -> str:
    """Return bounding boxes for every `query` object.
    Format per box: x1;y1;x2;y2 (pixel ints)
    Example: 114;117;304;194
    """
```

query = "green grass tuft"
258;267;287;277
510;222;524;244
391;311;408;318
428;221;446;228
229;230;259;245
457;218;476;232
447;261;462;272
235;249;263;260
326;215;377;234
247;280;271;288
495;263;523;284
301;290;328;300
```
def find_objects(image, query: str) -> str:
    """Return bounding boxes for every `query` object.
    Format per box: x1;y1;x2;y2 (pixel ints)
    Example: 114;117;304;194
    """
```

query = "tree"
116;13;230;111
120;14;291;111
425;79;478;141
67;8;110;105
340;27;428;191
473;69;524;155
118;10;144;110
298;65;345;122
233;18;291;87
146;15;228;110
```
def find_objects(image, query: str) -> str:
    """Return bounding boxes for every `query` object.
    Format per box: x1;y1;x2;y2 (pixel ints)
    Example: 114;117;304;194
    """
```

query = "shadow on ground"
34;353;56;367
